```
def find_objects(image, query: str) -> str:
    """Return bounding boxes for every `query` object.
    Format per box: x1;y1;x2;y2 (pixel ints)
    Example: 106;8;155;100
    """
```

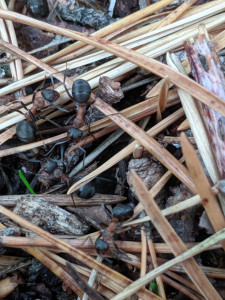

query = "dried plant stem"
181;133;225;250
23;0;176;73
156;76;170;122
167;52;219;184
0;12;225;116
66;108;184;191
161;275;201;300
147;238;166;299
82;256;104;300
89;98;196;193
0;0;24;84
140;227;147;277
0;205;160;300
125;183;221;228
151;0;199;31
24;247;84;297
117;170;222;300
185;26;225;179
0;236;222;255
0;225;84;297
0;193;126;207
177;119;190;131
165;270;201;295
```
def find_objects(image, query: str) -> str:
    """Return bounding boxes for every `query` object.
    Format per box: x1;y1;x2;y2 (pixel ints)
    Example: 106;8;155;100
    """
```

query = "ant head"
44;160;58;174
34;97;45;110
41;89;60;103
112;204;133;222
72;79;91;103
95;237;109;252
16;120;36;143
68;127;83;140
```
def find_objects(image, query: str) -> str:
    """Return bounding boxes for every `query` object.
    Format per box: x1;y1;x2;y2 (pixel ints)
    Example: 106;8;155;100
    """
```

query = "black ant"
95;204;133;260
15;94;45;143
63;78;92;128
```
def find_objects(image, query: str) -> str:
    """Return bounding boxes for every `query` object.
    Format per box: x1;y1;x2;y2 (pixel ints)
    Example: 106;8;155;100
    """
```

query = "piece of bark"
166;184;196;243
60;6;117;30
13;198;89;235
127;157;164;191
185;26;225;179
67;205;111;230
0;194;126;207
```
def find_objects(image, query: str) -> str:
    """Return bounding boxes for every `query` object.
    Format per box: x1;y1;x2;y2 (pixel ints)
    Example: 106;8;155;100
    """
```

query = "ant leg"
9;108;26;117
54;104;71;113
43;139;69;157
86;114;96;142
40;116;62;128
63;72;73;100
74;141;86;169
65;115;75;125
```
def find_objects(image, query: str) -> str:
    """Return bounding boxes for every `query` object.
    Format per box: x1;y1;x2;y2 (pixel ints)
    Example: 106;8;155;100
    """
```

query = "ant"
95;203;133;261
63;78;92;128
14;93;46;143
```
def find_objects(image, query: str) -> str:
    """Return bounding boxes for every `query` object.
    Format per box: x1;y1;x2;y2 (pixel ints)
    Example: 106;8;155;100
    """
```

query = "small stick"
0;193;126;207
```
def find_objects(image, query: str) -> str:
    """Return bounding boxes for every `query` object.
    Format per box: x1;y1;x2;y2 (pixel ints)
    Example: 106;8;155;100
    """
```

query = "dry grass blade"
177;119;190;131
66;108;184;191
147;238;166;299
89;98;196;193
127;170;222;300
166;52;219;184
24;247;84;297
124;183;222;228
110;228;225;300
161;275;201;300
0;236;222;254
140;227;147;277
23;0;176;74
185;25;225;179
67;106;195;194
0;205;161;300
156;75;170;122
180;132;225;250
0;275;22;299
0;11;225;116
151;0;199;30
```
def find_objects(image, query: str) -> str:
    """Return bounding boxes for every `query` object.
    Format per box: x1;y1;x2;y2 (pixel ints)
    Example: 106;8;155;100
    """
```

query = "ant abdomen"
72;79;91;103
16;120;36;143
112;204;133;222
75;181;95;199
68;127;83;140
